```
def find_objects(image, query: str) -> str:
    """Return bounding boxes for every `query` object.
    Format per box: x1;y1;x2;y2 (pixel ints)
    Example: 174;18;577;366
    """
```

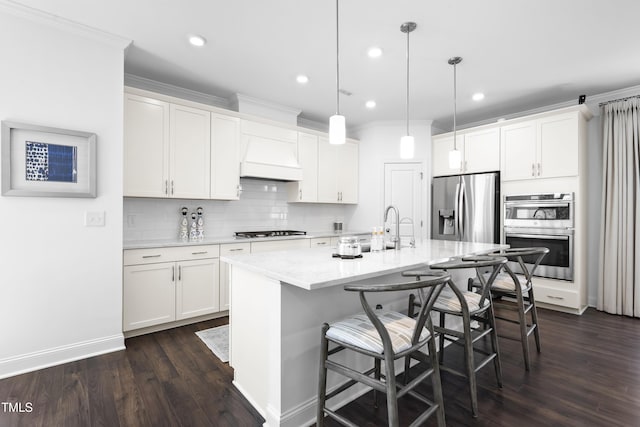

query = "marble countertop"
123;230;371;249
221;239;508;291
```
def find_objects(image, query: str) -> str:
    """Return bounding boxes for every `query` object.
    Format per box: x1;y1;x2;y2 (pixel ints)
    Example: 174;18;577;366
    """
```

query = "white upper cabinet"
170;104;211;199
432;128;499;176
317;137;358;204
501;112;580;181
124;94;170;197
210;113;241;200
288;132;319;202
124;93;211;198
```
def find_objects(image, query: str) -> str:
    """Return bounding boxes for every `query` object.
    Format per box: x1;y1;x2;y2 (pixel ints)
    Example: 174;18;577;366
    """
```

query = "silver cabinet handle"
165;180;169;195
178;265;181;281
142;254;162;259
547;295;564;300
171;180;175;195
172;265;175;282
192;251;208;255
537;162;541;176
299;189;302;200
316;242;327;246
229;248;244;252
531;163;535;177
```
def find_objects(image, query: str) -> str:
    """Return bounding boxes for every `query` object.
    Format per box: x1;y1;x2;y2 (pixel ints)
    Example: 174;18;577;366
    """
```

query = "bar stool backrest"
343;272;451;352
489;247;549;286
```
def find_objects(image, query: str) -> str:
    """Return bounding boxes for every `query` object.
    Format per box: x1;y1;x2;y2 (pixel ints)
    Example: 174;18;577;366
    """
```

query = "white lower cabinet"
250;238;310;253
123;245;221;332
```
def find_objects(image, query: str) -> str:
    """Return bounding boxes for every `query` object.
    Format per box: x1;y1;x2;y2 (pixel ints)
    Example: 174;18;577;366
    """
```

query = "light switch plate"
85;211;105;227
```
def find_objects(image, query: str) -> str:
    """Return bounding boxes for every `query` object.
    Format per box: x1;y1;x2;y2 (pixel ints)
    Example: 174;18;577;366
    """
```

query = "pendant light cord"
406;27;410;136
453;61;457;150
335;0;340;116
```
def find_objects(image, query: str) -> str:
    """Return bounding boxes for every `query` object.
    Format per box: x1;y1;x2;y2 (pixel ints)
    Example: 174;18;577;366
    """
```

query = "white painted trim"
0;0;131;49
0;334;125;379
230;93;302;117
124;74;230;108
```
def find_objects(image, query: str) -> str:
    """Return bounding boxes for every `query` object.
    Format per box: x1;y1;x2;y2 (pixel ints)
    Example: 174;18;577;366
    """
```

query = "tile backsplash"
124;178;353;242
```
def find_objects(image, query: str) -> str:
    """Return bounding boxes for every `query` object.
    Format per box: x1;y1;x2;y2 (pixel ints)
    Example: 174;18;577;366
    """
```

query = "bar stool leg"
438;312;446;364
529;289;542;353
462;311;479;417
488;304;503;387
516;288;531;371
428;330;446;427
373;358;381;408
317;323;330;426
384;353;399;427
403;293;417;384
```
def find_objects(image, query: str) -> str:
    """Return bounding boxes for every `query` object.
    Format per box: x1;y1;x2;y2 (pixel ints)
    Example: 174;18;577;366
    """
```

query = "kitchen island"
222;239;506;427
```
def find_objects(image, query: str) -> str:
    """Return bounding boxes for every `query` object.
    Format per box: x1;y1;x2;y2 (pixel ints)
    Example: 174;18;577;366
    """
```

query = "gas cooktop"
234;230;307;239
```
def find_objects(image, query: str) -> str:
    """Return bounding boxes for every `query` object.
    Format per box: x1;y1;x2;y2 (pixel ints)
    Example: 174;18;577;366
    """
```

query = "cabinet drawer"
251;239;310;253
310;237;331;248
124;245;219;266
534;284;579;309
221;242;251;256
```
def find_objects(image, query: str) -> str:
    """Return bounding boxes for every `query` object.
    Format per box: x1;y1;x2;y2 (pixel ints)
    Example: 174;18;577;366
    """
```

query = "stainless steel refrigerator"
431;172;500;243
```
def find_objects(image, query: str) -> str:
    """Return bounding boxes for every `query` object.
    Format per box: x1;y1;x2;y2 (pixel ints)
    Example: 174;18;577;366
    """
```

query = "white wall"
0;3;129;378
351;121;432;241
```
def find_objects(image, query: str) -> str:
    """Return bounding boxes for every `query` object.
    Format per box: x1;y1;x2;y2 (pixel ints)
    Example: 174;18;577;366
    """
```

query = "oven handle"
504;202;571;208
506;233;569;240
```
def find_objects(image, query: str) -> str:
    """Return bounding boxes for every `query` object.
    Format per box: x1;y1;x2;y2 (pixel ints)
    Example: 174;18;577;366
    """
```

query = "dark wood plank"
0;309;638;426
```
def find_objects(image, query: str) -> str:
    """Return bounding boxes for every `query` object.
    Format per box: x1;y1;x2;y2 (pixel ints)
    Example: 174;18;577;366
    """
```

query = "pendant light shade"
448;56;462;169
329;0;345;145
400;22;416;159
329;114;345;145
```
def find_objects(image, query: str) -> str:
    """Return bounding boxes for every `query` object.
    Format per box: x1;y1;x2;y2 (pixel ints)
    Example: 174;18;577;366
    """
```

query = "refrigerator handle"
458;180;465;239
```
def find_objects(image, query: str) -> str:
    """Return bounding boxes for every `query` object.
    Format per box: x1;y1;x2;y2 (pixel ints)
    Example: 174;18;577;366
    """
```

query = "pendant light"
448;56;462;169
329;0;345;145
399;22;417;159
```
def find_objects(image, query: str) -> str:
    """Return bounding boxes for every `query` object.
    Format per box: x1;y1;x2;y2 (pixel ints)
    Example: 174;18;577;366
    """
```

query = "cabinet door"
175;258;219;320
337;140;359;203
288;132;319;202
464;128;500;173
123;262;175;331
317;137;339;202
211;113;241;200
537;113;578;178
501;121;537;181
432;134;464;176
170;104;211;199
220;242;251;310
123;94;170;197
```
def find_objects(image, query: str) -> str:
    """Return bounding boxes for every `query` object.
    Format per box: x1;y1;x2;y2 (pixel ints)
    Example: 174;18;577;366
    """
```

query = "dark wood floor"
1;308;639;427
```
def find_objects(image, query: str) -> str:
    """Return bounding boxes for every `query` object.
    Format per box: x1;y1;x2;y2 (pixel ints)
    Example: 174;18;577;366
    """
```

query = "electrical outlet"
85;211;105;227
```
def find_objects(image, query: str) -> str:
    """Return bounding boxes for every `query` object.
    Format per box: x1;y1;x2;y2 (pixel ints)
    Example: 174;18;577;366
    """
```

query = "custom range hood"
239;120;303;181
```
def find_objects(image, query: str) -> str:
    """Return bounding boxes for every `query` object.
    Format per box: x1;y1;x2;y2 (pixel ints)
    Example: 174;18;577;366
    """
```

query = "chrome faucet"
384;205;401;250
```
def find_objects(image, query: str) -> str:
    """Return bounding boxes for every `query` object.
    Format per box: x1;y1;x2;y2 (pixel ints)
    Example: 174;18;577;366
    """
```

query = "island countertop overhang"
221;239;508;291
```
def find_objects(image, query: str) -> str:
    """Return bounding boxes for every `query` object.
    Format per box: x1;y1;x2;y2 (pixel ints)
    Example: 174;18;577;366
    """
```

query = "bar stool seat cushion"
326;309;428;354
485;272;528;292
434;287;488;313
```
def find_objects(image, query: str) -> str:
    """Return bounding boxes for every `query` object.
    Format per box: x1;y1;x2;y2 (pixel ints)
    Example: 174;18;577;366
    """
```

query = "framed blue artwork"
1;121;96;197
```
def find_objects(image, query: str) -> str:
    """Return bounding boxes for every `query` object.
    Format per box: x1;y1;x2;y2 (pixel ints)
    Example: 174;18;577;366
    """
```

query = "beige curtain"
598;97;640;316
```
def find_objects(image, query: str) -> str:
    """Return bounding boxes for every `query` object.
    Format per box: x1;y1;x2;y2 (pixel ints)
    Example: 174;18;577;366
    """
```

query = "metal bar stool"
470;247;549;371
317;272;449;427
405;255;507;417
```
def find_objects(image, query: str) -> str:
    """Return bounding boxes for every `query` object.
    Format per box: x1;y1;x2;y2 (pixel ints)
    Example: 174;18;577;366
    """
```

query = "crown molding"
124;74;230;109
297;117;328;133
0;0;130;50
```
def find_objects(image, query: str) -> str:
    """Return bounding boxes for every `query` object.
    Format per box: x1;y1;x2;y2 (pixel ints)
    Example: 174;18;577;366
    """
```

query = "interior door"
384;163;423;245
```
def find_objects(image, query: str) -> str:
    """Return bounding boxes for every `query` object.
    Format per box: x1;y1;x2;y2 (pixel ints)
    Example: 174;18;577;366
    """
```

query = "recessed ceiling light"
367;47;383;58
365;100;376;109
296;75;309;84
472;92;485;101
188;34;207;47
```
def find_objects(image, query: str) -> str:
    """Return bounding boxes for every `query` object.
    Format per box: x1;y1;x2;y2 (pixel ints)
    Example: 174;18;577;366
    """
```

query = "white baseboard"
0;334;125;379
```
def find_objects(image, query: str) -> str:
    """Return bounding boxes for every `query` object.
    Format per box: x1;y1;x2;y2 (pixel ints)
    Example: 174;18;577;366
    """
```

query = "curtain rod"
599;95;640;107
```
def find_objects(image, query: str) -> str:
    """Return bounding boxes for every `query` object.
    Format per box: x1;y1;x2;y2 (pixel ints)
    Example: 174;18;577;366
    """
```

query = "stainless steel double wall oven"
503;193;574;281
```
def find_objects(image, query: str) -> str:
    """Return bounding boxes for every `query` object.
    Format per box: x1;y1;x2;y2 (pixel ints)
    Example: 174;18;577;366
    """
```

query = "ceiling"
11;0;640;131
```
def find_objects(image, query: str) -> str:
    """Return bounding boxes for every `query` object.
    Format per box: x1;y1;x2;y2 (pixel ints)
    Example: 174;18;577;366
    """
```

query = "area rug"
196;325;229;363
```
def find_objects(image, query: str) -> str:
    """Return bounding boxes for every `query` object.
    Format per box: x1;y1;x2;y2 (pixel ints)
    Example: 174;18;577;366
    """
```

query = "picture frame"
1;121;96;198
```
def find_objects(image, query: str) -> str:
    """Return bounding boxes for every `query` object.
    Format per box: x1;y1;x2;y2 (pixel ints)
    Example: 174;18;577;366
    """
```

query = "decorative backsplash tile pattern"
124;178;353;242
